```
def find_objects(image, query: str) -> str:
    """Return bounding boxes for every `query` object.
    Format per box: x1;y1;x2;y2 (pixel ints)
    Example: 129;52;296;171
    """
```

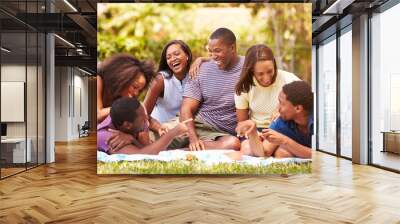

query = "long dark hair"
158;40;192;79
235;44;277;95
98;53;154;107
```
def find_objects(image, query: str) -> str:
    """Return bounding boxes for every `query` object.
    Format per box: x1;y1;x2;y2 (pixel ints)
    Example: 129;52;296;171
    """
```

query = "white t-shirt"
234;69;300;128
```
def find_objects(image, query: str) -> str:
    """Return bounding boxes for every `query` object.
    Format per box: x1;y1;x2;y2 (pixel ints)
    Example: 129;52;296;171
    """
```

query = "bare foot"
225;151;243;161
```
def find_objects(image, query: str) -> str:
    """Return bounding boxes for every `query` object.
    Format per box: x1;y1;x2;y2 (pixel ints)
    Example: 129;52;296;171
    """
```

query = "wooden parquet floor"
1;167;26;178
1;135;400;223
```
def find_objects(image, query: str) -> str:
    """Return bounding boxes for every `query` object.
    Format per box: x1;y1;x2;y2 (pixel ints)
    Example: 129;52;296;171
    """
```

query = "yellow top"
234;69;300;128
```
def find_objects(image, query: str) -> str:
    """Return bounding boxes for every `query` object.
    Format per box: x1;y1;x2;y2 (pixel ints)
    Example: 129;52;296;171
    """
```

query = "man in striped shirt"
180;28;243;151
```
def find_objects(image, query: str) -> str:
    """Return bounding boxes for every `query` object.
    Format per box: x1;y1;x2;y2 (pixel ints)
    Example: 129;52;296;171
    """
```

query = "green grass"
97;159;311;175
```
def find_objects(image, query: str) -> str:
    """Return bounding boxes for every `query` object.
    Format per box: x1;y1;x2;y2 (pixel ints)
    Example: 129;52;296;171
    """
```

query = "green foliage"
98;3;312;82
98;3;199;65
97;160;311;175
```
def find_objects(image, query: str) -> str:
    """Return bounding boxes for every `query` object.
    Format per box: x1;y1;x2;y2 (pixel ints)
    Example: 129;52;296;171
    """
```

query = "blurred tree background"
98;3;312;82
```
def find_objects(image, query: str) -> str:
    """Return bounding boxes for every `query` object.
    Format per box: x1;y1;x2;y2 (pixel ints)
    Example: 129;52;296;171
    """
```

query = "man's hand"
107;129;134;153
236;120;257;139
189;138;205;151
188;57;209;79
184;119;204;151
261;129;289;146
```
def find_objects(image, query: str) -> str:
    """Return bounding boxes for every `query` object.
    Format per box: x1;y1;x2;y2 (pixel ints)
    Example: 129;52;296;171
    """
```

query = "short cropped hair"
210;27;236;45
110;97;141;128
282;81;313;112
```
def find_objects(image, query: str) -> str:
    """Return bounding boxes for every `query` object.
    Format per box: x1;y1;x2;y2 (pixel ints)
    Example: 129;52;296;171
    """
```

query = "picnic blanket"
97;149;311;166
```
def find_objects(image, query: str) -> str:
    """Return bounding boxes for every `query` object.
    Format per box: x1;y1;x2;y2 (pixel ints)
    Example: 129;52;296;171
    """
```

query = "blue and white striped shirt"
183;56;245;135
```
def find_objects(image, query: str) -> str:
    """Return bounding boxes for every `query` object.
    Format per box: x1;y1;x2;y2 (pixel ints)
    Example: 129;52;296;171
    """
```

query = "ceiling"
311;0;390;43
0;0;97;74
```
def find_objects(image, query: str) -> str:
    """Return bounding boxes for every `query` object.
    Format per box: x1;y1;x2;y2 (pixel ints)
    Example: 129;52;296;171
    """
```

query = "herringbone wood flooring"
0;135;400;223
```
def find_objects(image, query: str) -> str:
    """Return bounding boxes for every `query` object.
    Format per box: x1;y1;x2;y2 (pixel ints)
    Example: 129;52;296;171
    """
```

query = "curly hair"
98;54;155;107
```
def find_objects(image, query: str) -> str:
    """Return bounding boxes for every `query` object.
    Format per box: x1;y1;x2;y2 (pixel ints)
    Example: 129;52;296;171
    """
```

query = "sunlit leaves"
98;3;312;82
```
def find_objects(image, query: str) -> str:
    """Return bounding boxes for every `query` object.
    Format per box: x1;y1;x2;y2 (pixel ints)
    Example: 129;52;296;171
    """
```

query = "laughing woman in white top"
144;40;193;136
234;44;300;155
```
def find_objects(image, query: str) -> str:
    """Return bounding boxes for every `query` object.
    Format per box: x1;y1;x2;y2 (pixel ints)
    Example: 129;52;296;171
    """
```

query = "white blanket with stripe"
97;149;311;166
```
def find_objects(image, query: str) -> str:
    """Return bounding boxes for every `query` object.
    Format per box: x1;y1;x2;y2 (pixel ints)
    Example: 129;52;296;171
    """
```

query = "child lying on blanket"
97;97;188;155
232;81;313;159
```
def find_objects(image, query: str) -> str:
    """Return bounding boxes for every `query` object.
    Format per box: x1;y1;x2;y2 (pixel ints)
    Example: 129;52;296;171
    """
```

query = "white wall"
1;65;26;142
54;66;89;141
72;72;89;138
55;66;69;141
1;65;31;137
1;63;46;164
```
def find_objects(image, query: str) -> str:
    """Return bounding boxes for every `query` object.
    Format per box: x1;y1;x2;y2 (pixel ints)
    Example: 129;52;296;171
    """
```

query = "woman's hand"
188;57;209;79
107;129;134;153
235;120;257;139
